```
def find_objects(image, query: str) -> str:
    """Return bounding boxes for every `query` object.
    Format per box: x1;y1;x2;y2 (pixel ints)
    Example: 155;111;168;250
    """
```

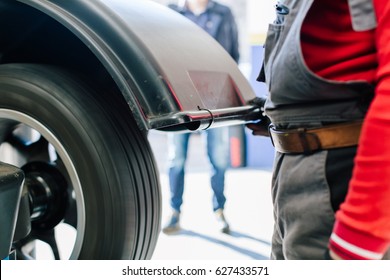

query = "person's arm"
329;0;390;260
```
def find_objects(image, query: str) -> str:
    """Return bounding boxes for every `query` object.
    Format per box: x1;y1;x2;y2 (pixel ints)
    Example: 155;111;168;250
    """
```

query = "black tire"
0;63;161;259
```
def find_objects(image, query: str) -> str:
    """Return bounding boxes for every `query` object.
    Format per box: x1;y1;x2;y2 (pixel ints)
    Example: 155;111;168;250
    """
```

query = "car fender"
4;0;259;131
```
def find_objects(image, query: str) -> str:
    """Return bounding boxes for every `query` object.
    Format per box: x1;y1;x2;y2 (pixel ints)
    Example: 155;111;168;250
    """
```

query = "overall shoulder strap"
348;0;377;31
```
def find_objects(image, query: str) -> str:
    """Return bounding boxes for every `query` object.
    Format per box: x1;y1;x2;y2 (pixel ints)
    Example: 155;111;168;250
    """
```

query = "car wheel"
0;63;161;259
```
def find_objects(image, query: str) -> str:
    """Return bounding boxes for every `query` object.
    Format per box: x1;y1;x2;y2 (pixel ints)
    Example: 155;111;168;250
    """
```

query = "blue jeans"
167;127;230;212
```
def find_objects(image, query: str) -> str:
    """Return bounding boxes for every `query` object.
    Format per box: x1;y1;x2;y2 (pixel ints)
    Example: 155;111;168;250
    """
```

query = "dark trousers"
271;147;355;259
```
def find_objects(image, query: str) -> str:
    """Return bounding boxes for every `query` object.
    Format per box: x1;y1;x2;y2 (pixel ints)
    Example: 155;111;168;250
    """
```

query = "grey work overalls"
260;0;378;259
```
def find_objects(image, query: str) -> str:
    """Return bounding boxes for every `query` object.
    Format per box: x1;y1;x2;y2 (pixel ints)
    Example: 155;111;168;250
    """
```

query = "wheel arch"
0;0;168;131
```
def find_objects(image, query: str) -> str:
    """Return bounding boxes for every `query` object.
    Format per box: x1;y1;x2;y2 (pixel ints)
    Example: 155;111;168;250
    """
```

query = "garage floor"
148;131;273;260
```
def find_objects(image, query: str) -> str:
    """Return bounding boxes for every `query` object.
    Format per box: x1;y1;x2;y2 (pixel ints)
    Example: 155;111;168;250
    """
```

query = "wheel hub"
22;162;68;230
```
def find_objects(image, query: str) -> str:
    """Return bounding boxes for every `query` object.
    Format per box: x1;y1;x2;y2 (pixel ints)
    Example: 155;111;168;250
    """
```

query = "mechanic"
247;0;390;259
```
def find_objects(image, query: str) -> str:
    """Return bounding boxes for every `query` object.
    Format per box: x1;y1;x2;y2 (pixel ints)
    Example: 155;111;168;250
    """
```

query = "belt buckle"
268;124;276;147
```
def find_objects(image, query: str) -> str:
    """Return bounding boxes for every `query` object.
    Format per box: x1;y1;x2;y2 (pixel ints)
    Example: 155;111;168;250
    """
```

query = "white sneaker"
215;209;230;234
162;210;181;234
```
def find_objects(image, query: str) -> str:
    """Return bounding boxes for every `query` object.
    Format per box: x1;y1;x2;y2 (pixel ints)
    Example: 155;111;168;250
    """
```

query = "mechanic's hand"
246;96;271;137
246;121;270;137
329;249;342;260
324;248;343;260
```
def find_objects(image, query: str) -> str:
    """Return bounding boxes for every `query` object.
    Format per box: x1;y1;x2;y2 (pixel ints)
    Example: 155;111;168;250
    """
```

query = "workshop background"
147;0;277;260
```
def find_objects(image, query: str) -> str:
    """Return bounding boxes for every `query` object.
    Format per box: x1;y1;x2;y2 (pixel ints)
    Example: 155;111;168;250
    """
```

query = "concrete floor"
148;131;274;260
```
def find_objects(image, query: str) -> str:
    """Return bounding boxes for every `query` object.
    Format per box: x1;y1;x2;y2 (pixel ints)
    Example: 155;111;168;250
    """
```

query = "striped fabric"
329;221;390;260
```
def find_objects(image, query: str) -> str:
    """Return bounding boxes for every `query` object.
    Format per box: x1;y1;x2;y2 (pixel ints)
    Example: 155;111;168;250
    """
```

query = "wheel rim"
0;109;85;259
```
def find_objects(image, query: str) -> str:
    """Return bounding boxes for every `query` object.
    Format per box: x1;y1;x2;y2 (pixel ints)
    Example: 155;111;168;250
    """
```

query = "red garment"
301;0;390;259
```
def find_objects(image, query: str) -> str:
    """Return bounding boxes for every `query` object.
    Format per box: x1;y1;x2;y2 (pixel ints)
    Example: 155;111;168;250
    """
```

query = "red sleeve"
330;0;390;260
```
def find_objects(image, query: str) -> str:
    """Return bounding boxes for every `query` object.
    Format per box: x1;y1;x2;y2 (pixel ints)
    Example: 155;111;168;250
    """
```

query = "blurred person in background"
162;0;239;235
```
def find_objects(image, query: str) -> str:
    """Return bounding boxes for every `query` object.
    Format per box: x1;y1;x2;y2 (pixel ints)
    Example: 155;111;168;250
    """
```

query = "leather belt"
269;121;363;154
